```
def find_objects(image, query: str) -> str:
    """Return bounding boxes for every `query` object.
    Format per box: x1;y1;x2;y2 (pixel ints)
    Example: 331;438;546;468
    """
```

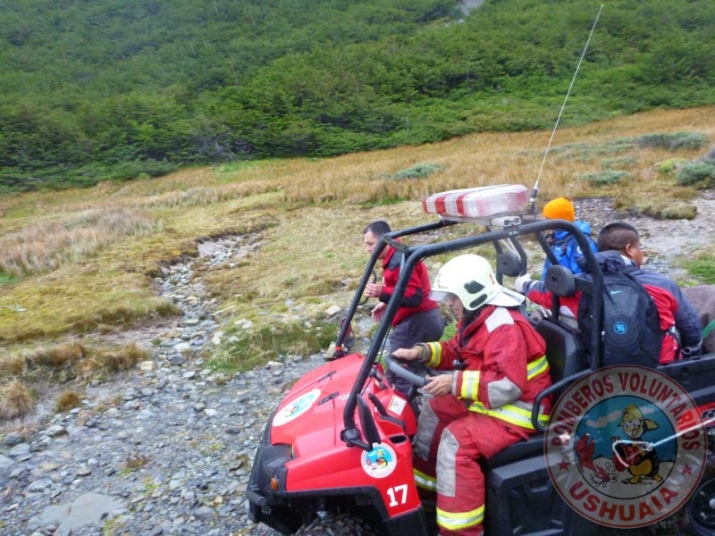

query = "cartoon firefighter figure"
611;404;663;484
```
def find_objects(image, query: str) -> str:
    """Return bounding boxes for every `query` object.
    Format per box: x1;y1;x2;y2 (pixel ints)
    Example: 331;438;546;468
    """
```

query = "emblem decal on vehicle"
361;443;397;479
545;366;706;528
273;389;321;426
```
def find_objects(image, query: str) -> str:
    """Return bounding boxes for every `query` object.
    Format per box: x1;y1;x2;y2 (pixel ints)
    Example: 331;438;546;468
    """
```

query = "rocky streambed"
0;232;302;535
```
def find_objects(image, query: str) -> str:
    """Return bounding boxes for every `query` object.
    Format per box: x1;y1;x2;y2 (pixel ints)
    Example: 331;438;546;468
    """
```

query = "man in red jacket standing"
363;220;444;396
394;254;551;535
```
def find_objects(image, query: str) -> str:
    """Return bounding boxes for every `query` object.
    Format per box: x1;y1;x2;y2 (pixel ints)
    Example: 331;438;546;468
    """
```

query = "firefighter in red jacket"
394;254;552;536
363;220;444;396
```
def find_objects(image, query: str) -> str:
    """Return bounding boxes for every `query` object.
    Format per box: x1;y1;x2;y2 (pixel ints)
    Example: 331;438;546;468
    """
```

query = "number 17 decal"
387;484;408;507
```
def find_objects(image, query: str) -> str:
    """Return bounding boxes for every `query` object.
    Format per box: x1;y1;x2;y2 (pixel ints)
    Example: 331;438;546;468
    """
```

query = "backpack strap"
704;319;715;339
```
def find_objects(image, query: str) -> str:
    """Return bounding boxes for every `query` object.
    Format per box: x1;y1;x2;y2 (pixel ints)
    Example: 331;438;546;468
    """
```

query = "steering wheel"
383;353;430;388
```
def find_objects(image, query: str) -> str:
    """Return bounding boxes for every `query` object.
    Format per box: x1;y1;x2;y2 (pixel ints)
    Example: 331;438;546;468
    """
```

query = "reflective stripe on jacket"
418;305;552;433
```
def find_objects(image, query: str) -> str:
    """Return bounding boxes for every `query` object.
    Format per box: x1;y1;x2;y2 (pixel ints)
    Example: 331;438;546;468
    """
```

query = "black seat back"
485;317;587;469
535;317;587;385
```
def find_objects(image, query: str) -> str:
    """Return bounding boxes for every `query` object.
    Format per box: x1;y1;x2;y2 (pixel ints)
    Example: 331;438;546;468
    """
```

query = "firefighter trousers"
413;395;524;536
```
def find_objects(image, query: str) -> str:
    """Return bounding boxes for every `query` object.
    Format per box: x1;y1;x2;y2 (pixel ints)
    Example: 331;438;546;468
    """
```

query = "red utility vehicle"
247;185;715;535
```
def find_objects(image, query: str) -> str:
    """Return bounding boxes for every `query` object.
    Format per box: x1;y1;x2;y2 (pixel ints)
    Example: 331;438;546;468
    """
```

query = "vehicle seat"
484;316;587;468
535;317;587;385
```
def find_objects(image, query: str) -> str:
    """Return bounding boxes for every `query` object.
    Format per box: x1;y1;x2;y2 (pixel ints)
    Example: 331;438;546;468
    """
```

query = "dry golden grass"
0;105;713;389
0;354;27;378
0;380;35;420
0;207;158;276
0;340;150;395
96;342;149;373
55;389;82;413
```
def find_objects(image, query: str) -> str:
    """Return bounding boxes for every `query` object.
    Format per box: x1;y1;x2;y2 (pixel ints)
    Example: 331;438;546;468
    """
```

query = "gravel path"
0;234;295;536
1;193;713;536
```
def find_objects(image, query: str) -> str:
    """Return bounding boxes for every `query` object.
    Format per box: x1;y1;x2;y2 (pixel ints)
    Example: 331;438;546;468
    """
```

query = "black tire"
294;514;379;536
689;477;715;536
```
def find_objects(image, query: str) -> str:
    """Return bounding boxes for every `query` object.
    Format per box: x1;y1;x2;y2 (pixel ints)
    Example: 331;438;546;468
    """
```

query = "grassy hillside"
1;0;714;190
1;106;714;416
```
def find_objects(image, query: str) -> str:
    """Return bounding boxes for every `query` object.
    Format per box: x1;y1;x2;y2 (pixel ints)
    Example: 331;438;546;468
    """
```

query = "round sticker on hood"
361;443;397;479
273;389;321;427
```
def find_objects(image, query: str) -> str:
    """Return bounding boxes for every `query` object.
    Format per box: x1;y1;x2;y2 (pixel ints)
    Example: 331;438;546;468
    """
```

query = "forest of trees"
1;0;714;191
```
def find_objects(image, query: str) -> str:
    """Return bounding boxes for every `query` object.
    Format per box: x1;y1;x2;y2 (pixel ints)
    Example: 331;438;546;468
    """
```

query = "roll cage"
336;216;605;451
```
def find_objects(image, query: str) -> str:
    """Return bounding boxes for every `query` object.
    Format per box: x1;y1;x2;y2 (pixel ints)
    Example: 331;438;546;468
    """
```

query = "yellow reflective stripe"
468;401;548;430
424;342;443;368
413;469;436;491
459;371;480;400
436;504;485;531
527;355;549;381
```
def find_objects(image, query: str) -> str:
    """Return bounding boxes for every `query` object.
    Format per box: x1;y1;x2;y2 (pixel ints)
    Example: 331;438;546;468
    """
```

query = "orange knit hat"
542;197;575;222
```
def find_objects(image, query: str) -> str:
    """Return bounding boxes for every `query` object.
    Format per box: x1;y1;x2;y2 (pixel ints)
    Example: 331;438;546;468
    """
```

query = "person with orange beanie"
539;197;597;280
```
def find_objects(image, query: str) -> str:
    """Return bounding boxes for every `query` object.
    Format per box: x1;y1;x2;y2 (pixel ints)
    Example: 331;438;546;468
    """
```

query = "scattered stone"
0;233;354;535
324;305;342;317
27;492;125;533
0;453;16;469
173;342;192;354
8;443;31;460
44;425;66;438
4;432;24;446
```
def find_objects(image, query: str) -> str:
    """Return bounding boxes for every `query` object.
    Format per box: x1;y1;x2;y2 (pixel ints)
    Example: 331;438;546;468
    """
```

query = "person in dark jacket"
516;222;702;363
363;221;445;395
540;197;598;281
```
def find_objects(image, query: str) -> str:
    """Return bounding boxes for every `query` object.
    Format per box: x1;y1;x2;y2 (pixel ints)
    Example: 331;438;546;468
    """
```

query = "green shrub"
685;254;715;284
655;157;689;174
106;160;179;181
0;271;19;285
636;132;709;151
578;170;629;185
601;156;638;170
675;161;715;187
640;202;697;220
387;163;444;181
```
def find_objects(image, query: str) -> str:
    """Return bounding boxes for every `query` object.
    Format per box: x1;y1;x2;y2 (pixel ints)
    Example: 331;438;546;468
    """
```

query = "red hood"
270;353;367;456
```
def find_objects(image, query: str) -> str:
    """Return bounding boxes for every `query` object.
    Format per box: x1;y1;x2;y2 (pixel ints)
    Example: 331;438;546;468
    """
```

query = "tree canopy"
1;0;714;191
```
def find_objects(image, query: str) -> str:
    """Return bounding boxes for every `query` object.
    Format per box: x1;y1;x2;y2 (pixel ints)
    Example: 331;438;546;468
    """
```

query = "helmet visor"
429;290;453;303
486;287;525;308
430;287;524;308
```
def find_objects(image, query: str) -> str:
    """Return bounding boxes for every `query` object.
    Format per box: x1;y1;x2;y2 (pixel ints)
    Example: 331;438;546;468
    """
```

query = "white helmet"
430;254;524;310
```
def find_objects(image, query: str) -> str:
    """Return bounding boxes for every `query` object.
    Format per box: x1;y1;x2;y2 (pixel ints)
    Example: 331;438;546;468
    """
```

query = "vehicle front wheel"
294;514;378;536
689;477;715;536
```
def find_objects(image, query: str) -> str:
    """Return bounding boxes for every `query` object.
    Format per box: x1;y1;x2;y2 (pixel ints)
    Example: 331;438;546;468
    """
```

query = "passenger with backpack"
540;197;598;280
515;222;702;366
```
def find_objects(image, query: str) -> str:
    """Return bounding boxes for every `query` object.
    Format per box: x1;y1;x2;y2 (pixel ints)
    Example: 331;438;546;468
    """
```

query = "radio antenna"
530;4;604;214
